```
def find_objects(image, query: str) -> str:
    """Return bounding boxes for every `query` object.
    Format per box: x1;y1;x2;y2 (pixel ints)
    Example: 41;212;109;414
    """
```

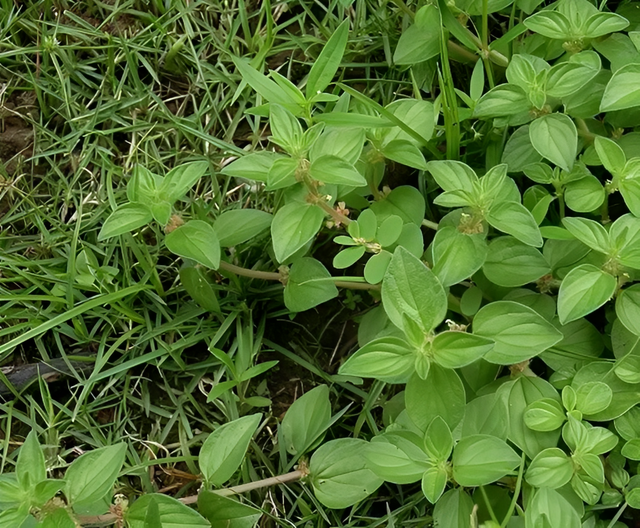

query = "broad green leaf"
231;57;298;107
393;5;441;65
157;161;208;203
381;140;427;170
271;203;325;263
65;444;127;511
524;399;566;431
365;440;429;484
381;247;447;333
561;217;610;253
213;209;272;247
369;185;426;225
575;381;612;414
526;448;573;489
280;385;332;456
619;176;640;218
150;201;171;225
421;466;448;504
143;496;161;528
546;51;601;98
220;151;284;182
310;127;365;165
524;487;581;528
180;267;220;313
461;393;509;440
432;489;474;528
16;431;45;491
483;236;550;287
505;376;563;459
486;201;543;247
529;114;578;172
501;125;543;172
332;246;365;269
426;160;478;193
309;155;366;186
127;165;158;203
269;105;303;152
40;508;76;528
165;220;221;269
524;11;572;39
424;416;454;462
616;284;640;335
474;85;531;118
583;11;629;38
615;406;640;440
622;438;640;460
452;435;520;486
197;491;261;528
432;227;488;287
557;264;616;324
564;175;605;212
98;203;153;240
309;438;383;509
382;99;435;146
601;64;640;112
284;257;338;312
405;367;466;431
473;301;563;364
200;414;261;486
339;336;414;383
306;19;349;96
594;136;626;174
431;331;494;369
126;494;210;528
364;250;392;284
0;507;32;528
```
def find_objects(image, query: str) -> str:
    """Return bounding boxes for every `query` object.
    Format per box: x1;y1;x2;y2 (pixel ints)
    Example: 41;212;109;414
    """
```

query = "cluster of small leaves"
63;0;640;525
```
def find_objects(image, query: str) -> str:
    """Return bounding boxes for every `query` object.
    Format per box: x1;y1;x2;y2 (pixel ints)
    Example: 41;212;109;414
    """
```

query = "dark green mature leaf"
126;494;210;528
98;203;153;240
365;439;430;484
40;508;76;528
452;435;520;486
65;444;127;511
200;414;261;486
473;301;563;364
306;19;349;96
382;247;447;333
213;209;272;247
198;492;261;528
557;264;616;324
432;489;474;528
180;267;220;313
339;336;414;383
280;385;331;456
284;257;338;312
393;5;441;65
461;393;509;439
16;431;45;491
405;367;466;431
309;439;383;508
524;487;581;528
165;221;221;269
369;185;426;225
271;203;325;263
483;236;550;287
474;85;531;118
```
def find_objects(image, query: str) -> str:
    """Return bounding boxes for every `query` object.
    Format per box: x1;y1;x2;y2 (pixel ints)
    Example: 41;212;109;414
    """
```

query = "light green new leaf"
280;385;331;456
486;201;543;247
127;165;158;203
17;431;46;490
98;203;153;241
309;438;383;508
220;151;284;182
338;336;415;383
557;264;616;324
65;444;127;510
561;217;609;253
594;136;626;174
526;448;573;489
424;416;454;462
213;209;272;247
200;414;261;487
382;247;447;333
421;466;448;504
524;398;566;432
473;301;563;364
575;381;613;415
165;221;221;269
271;203;325;263
529;114;578;172
452;435;520;486
284;257;338;313
564;175;605;212
157;161;208;203
306;19;349;96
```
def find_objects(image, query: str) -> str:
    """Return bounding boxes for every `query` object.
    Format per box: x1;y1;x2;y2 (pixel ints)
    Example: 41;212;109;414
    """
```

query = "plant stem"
500;452;526;527
422;219;439;230
480;485;500;524
316;199;352;225
606;502;628;528
77;470;305;526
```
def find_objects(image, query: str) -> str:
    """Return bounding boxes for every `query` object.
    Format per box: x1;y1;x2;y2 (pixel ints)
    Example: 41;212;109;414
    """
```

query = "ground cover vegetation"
5;0;640;526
